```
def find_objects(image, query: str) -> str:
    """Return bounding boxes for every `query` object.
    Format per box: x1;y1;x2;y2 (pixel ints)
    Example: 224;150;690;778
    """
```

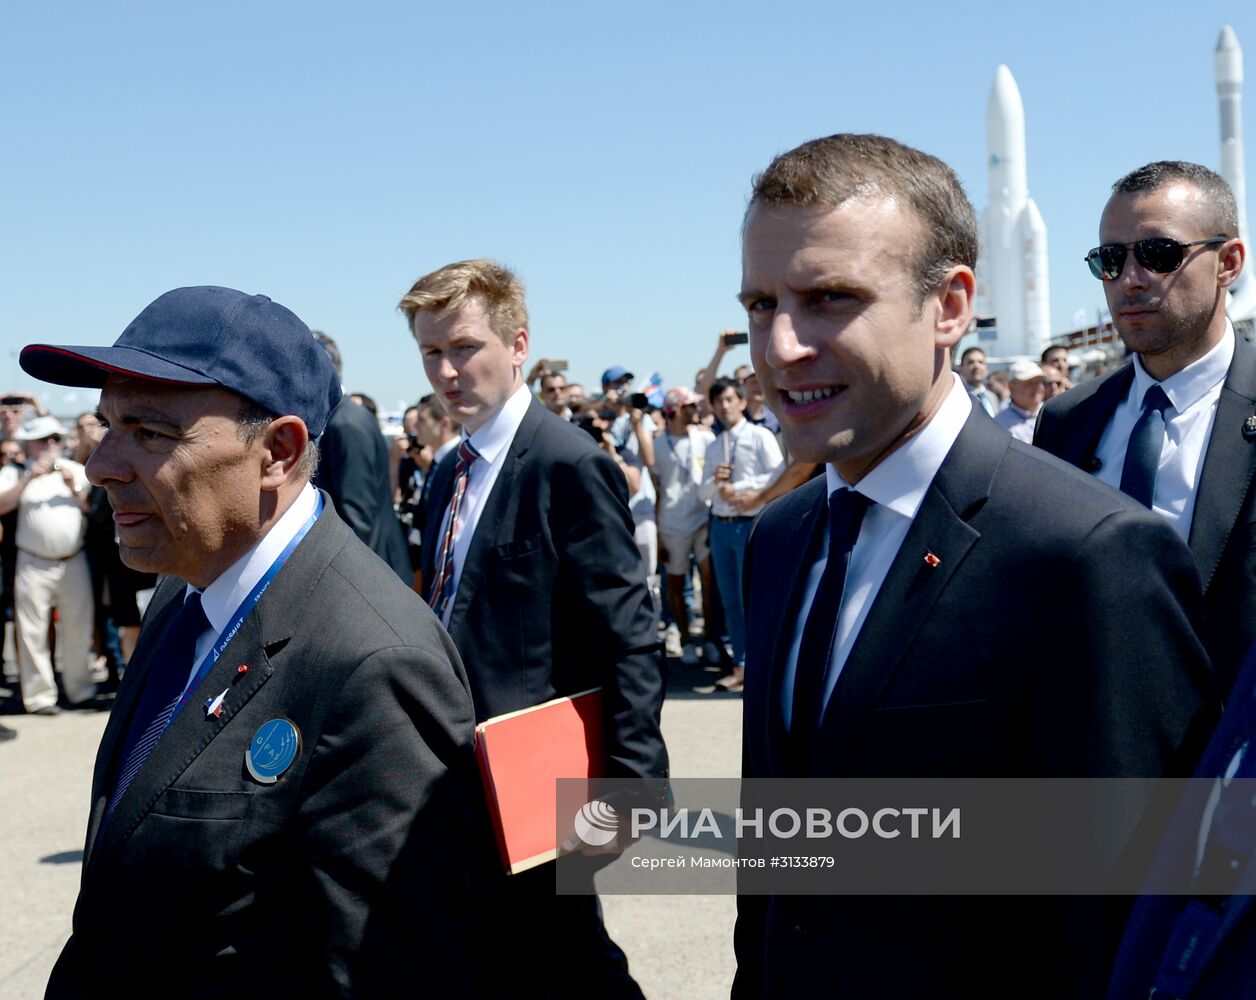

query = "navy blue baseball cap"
20;286;342;437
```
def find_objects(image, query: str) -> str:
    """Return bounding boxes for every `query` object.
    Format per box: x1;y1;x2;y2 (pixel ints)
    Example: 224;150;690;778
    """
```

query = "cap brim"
19;344;220;389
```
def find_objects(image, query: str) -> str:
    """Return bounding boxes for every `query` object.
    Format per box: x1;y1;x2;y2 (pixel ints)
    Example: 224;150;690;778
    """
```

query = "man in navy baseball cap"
24;285;478;995
22;285;341;438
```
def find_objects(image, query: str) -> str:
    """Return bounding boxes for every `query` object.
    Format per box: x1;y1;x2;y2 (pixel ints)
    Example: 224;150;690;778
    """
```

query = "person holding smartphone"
698;377;783;691
0;416;94;715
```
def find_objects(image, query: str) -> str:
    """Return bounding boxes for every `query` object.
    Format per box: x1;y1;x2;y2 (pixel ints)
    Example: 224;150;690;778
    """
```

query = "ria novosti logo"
572;799;620;847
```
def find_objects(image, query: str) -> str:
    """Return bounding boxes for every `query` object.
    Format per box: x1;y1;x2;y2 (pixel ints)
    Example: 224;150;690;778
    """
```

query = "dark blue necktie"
1119;384;1172;508
107;591;210;815
789;489;872;773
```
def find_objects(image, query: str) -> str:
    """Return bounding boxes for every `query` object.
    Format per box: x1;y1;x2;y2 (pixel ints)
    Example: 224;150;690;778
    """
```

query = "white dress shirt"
440;381;533;624
698;418;784;517
183;482;320;687
1092;321;1233;540
780;374;972;729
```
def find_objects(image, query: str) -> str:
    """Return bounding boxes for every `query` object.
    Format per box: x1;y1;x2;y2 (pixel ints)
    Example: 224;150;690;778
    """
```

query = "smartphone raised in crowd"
722;332;749;346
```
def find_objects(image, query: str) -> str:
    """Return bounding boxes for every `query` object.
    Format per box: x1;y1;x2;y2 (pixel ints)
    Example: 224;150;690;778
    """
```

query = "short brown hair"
1111;161;1239;237
747;134;978;303
398;258;528;344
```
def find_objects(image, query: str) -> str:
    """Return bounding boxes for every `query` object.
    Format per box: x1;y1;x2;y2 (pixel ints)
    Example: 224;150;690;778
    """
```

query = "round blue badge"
245;718;302;784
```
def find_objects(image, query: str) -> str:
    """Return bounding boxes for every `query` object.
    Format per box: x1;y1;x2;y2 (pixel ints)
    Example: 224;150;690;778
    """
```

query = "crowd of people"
3;135;1254;999
0;399;154;740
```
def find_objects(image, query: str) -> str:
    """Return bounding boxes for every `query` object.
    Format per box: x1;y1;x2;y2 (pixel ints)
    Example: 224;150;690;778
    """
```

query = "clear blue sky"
3;1;1254;416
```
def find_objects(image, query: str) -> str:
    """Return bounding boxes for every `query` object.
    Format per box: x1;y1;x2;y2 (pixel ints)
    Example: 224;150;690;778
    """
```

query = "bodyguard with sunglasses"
1035;160;1253;698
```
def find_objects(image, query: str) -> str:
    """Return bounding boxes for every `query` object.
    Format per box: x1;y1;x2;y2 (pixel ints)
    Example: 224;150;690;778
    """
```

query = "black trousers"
472;856;644;999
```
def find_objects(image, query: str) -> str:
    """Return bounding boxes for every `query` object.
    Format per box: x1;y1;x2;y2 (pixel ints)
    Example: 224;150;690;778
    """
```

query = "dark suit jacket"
734;410;1217;1000
314;397;411;584
47;498;478;998
1107;641;1256;1000
421;399;667;784
1034;330;1256;696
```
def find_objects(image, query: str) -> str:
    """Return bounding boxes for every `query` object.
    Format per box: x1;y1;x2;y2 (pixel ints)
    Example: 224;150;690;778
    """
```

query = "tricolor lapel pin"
204;688;229;719
924;552;941;568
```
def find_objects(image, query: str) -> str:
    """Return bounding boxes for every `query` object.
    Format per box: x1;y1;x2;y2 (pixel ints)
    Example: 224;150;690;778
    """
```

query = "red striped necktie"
429;439;480;619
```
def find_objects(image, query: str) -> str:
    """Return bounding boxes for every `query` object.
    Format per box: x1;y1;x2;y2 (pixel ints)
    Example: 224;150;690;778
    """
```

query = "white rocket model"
974;65;1051;359
1217;26;1256;323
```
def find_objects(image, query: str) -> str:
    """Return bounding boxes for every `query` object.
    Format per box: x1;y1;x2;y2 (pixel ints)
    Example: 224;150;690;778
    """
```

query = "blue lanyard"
165;493;323;730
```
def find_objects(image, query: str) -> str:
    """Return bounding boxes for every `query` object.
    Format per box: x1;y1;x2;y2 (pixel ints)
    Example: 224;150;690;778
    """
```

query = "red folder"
474;688;603;874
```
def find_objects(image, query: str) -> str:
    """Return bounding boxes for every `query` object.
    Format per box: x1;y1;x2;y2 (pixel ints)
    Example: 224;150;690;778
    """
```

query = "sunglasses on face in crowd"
1084;236;1230;281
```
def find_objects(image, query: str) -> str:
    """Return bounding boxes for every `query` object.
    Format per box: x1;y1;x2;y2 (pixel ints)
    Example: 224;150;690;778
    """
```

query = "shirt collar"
433;436;459;464
826;372;971;521
188;482;319;635
466;382;532;465
1131;319;1234;412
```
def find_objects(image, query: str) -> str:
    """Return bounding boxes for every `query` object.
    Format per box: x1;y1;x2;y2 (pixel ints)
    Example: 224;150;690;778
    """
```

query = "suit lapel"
1188;331;1256;593
90;616;278;866
82;582;185;866
446;401;542;641
1064;362;1134;470
85;500;348;872
420;448;458;597
817;412;1000;771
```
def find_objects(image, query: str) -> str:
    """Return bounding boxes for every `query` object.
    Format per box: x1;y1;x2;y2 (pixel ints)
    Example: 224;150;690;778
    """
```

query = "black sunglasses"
1084;236;1229;281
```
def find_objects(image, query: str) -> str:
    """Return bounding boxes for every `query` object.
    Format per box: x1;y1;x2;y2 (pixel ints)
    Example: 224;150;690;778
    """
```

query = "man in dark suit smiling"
402;259;667;999
732;135;1217;999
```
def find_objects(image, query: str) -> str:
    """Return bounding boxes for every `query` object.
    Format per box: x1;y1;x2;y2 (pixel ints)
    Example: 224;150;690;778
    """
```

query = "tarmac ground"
0;644;741;999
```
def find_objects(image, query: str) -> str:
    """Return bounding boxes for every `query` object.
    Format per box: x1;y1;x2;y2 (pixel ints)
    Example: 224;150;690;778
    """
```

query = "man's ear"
1218;238;1246;290
933;265;976;351
260;416;310;491
511;327;530;370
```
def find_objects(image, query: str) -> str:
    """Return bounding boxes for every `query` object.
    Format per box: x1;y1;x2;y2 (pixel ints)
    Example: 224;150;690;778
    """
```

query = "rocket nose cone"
1216;26;1243;85
987;64;1025;125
